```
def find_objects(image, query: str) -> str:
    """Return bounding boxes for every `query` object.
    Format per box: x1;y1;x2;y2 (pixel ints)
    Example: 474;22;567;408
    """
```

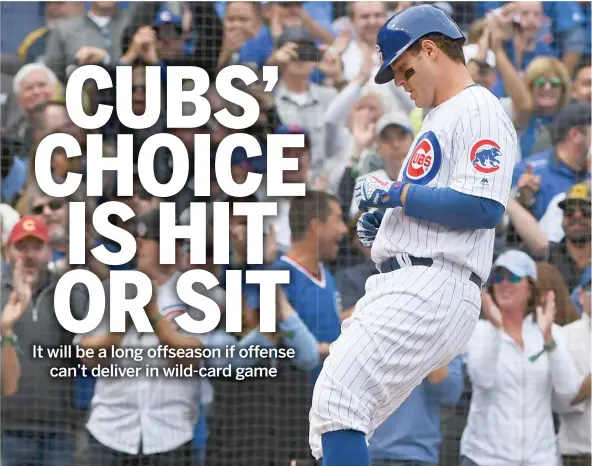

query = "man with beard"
0;216;88;466
548;183;591;291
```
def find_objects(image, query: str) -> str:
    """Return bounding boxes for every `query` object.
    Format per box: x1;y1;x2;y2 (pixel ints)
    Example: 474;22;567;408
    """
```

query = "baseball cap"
463;44;496;69
134;209;160;241
153;7;182;27
492;249;537;281
274;124;311;147
558;183;591;209
551;101;592;144
375;111;414;138
7;216;50;245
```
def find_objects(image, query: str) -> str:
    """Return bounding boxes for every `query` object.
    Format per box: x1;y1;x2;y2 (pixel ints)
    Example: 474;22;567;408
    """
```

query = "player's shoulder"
459;85;509;116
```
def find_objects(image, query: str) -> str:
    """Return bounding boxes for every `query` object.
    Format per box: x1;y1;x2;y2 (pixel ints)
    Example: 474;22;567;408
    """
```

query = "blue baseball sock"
321;429;370;466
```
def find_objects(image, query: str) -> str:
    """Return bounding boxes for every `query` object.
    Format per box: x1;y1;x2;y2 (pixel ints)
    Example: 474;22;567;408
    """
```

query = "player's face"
491;268;531;312
317;200;347;261
390;48;437;109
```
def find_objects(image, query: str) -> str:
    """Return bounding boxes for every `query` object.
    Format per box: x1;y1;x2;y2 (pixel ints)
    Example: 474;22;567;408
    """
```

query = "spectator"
538;146;591;243
0;134;27;207
323;53;384;193
347;110;414;218
547;183;591;292
369;357;464;466
75;209;203;466
465;10;533;141
557;268;591;466
536;261;580;325
512;101;590;220
268;26;338;178
44;1;131;83
572;65;592;103
270;190;348;368
1;216;88;466
339;2;387;80
17;2;84;64
217;1;268;70
0;286;26;396
5;63;60;143
510;56;572;158
460;250;583;466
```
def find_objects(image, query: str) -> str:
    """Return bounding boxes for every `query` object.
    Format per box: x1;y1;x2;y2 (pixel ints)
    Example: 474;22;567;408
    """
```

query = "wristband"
543;339;556;352
1;333;23;355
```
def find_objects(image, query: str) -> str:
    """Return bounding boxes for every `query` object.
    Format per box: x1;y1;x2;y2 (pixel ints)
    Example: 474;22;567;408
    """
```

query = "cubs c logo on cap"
471;140;501;174
402;131;442;185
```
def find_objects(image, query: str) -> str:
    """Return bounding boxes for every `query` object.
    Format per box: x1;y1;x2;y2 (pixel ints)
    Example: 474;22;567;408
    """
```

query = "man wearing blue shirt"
369;357;464;466
270;190;348;376
512;101;590;220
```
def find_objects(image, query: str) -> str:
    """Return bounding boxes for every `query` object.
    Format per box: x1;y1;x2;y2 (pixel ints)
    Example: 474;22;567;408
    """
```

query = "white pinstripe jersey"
371;85;517;282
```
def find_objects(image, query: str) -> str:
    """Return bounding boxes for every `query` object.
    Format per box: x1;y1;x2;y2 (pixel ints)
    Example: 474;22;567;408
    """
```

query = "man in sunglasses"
512;101;591;220
547;183;591;292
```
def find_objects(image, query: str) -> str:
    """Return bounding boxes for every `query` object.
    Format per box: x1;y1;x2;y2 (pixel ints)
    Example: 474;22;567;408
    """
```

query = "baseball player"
309;5;517;466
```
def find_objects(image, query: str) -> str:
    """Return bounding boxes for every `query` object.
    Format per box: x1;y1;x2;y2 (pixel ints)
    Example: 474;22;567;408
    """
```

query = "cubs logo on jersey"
402;131;442;185
471;140;501;174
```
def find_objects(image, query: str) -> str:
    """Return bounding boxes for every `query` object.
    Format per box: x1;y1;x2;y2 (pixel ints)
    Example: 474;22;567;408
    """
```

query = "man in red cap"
1;215;88;466
5;216;51;287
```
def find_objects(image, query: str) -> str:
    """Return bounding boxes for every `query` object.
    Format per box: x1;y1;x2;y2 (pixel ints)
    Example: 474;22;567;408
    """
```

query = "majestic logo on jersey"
471;140;501;174
402;131;442;185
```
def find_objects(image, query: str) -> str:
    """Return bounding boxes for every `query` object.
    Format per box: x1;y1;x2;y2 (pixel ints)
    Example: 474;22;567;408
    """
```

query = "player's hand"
536;290;556;343
356;210;384;248
354;175;405;212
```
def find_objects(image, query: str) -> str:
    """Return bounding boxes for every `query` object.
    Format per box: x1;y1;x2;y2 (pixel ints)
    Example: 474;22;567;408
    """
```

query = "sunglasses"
31;199;65;215
533;77;562;89
564;203;591;218
491;271;523;284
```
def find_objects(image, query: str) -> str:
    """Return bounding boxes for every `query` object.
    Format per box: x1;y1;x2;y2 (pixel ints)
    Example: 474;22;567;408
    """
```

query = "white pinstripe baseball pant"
309;262;481;460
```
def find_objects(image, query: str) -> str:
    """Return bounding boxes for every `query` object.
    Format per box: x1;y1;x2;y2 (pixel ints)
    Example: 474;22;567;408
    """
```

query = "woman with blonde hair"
460;250;584;466
501;56;572;158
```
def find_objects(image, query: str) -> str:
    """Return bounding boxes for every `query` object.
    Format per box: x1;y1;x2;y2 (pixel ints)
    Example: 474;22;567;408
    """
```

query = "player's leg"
309;266;480;465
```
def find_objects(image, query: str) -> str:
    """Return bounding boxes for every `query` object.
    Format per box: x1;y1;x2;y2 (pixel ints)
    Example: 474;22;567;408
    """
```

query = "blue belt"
378;256;482;289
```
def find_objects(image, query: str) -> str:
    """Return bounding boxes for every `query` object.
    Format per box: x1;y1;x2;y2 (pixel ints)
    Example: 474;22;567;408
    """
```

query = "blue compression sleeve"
404;185;504;229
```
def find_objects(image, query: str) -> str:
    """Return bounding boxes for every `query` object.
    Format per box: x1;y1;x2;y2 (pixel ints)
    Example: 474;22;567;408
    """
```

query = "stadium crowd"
0;1;590;466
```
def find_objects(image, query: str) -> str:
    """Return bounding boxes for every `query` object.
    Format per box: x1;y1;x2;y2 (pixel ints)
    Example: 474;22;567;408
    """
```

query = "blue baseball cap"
153;7;182;27
492;250;537;281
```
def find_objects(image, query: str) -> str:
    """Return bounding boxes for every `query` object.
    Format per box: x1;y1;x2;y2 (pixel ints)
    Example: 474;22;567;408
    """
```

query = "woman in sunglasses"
459;249;585;466
503;56;572;159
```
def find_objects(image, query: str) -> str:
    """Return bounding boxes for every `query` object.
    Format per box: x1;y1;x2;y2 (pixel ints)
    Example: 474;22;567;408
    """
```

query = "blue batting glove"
354;175;405;212
357;210;384;248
